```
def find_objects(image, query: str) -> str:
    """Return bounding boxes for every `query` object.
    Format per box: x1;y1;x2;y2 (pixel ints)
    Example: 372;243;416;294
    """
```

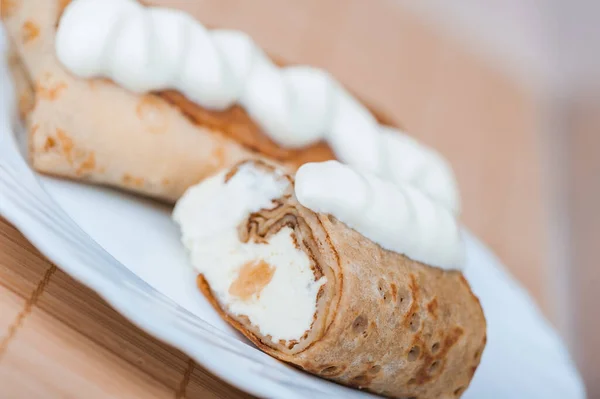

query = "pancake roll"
3;0;457;206
173;160;486;399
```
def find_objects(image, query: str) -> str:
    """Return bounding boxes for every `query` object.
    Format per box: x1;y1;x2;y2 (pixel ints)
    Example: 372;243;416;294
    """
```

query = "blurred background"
148;0;600;395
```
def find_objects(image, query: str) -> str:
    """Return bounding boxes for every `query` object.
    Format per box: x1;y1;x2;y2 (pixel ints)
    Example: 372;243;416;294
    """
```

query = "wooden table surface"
0;216;254;399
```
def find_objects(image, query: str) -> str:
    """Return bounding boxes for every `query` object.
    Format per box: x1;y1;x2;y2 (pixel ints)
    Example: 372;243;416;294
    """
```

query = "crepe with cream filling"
173;160;486;399
2;0;397;203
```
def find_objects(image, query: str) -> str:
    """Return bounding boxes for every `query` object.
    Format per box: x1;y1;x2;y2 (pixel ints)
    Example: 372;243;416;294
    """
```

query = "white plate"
0;33;585;399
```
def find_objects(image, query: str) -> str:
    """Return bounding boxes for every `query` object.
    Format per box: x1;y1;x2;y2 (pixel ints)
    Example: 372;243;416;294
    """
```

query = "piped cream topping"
55;0;460;214
173;164;326;342
295;161;465;270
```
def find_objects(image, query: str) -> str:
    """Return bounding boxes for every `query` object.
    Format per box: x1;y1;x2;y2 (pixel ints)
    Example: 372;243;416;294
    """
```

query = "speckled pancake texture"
198;163;487;399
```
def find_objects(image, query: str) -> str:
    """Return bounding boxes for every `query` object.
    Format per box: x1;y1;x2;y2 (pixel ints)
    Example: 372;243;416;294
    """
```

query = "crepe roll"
173;160;486;399
3;0;459;212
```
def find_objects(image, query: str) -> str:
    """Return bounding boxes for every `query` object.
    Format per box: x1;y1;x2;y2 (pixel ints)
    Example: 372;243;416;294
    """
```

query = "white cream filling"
173;164;326;343
55;0;460;214
295;161;465;270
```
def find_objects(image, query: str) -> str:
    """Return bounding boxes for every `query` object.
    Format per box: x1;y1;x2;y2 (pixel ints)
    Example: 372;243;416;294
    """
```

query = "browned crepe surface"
198;162;487;399
2;0;397;202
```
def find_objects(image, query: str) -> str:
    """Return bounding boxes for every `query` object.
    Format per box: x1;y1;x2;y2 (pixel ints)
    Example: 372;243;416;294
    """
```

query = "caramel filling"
228;259;275;301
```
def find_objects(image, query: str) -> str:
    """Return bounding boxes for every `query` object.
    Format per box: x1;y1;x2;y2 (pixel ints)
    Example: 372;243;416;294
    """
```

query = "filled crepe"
173;160;486;399
2;0;459;213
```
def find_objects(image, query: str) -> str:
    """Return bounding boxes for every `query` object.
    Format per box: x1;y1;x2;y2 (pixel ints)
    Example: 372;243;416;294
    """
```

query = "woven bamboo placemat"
0;217;253;399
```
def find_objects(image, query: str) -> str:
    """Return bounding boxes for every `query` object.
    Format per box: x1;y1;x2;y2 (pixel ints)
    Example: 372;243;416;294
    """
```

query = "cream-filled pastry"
3;0;458;212
173;160;485;399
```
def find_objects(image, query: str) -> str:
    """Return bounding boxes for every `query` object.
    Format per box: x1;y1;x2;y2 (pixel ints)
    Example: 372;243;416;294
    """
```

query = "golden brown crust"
158;90;335;168
157;85;397;170
197;162;487;399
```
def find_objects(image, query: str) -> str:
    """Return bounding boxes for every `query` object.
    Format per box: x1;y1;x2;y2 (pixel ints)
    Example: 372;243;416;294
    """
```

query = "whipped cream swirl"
296;161;464;270
55;0;460;214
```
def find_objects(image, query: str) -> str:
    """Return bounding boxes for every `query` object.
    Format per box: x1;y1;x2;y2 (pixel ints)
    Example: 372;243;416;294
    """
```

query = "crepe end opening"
181;160;329;354
209;210;328;353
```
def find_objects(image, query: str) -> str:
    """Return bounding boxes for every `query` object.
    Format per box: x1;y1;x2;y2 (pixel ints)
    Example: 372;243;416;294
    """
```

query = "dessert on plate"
3;0;486;397
173;160;486;399
2;0;459;213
